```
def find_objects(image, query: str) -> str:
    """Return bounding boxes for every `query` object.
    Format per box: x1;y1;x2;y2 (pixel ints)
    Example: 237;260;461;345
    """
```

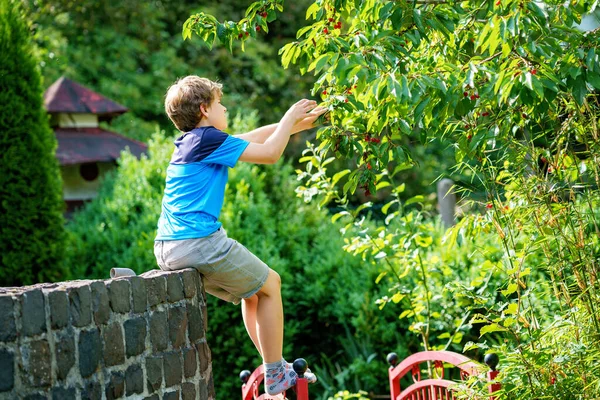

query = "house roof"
54;128;147;165
44;76;128;119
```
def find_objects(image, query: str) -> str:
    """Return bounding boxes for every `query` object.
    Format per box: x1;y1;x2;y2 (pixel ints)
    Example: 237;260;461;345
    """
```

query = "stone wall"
0;269;213;400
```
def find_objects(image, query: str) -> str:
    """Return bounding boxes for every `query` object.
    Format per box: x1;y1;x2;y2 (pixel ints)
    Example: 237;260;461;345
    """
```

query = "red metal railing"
387;351;501;400
239;353;500;400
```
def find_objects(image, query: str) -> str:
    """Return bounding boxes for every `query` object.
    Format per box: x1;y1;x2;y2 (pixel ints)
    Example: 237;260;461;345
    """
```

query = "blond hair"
164;76;223;132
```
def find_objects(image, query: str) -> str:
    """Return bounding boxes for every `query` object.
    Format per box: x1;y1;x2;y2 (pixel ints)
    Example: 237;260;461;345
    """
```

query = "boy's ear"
199;104;209;117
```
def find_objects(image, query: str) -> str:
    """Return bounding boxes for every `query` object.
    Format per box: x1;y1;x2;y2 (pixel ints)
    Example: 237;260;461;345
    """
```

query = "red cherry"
495;0;501;5
475;93;480;99
463;91;468;97
328;18;334;22
365;188;371;197
482;112;489;117
470;95;476;100
467;134;473;140
522;112;528;119
344;98;348;103
245;32;249;37
238;33;243;39
256;26;261;31
261;12;268;18
371;138;381;143
486;203;493;209
367;162;372;170
531;69;537;75
323;28;329;34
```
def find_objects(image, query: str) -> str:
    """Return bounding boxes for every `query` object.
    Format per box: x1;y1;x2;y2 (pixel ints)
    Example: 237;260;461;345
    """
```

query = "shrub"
0;0;67;286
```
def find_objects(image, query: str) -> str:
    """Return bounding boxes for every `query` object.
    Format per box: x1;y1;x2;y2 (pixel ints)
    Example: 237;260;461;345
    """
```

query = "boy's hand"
282;99;319;126
292;106;329;133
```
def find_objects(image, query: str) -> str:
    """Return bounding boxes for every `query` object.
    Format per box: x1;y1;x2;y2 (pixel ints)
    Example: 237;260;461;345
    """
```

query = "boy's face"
201;94;227;131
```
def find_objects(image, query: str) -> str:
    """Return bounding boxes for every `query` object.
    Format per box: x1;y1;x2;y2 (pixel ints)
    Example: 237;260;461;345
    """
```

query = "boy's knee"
258;269;281;296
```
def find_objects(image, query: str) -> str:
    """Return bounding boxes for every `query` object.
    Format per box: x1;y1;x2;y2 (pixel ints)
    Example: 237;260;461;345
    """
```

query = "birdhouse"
43;76;147;215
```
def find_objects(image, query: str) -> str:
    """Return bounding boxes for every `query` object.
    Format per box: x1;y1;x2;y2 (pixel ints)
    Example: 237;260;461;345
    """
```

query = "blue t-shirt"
155;126;250;241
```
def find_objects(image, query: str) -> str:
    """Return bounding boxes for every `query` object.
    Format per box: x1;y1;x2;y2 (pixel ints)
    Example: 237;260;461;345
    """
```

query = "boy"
154;76;326;395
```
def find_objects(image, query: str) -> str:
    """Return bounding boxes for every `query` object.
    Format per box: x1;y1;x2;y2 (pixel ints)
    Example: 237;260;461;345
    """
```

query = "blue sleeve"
201;129;250;168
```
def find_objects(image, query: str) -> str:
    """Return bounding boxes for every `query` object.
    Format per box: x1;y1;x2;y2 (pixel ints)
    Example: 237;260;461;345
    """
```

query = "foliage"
23;0;314;143
0;0;67;286
188;0;600;398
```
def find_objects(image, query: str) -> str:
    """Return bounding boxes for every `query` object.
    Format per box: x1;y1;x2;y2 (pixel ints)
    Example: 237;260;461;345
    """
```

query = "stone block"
169;305;187;349
195;340;211;375
182;382;196;400
181;382;196;400
21;289;46;336
83;380;102;400
198;378;208;400
103;322;125;366
147;276;166;307
105;372;125;400
125;364;144;396
145;355;163;393
23;394;46;400
52;387;76;400
208;371;215;399
163;390;179;400
24;340;51;387
149;310;168;352
55;333;75;380
166;273;184;303
108;280;131;314
181;270;198;299
91;281;110;325
183;347;197;378
69;285;92;327
163;351;182;387
125;317;147;357
199;277;207;305
79;328;101;377
48;290;69;330
187;305;203;342
130;277;147;313
0;295;16;342
0;349;14;392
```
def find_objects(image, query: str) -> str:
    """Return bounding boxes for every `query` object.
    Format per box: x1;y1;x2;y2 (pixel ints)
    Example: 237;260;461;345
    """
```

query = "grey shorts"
154;228;270;304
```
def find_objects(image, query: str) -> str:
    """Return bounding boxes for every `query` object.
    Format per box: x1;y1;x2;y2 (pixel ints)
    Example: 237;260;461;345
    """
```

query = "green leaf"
405;195;424;206
308;53;331;73
501;283;518;296
332;170;351;186
479;323;507;337
375;271;387;284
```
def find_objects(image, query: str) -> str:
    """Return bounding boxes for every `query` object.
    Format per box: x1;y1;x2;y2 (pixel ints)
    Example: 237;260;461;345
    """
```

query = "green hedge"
0;0;67;286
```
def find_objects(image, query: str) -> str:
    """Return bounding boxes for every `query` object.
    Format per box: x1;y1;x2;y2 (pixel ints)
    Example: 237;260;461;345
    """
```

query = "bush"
0;0;67;286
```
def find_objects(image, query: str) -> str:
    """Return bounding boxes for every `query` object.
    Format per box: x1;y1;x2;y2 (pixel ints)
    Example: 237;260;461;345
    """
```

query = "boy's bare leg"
241;294;262;356
256;269;284;363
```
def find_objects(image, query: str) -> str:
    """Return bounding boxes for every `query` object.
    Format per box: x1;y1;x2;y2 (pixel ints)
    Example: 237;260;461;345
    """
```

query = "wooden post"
437;178;456;228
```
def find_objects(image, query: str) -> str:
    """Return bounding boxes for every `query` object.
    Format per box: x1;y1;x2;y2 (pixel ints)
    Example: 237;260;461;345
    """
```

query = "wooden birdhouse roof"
44;76;128;119
54;128;147;165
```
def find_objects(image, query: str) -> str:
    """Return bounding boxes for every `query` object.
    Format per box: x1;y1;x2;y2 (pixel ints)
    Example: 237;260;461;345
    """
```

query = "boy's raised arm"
238;99;317;164
234;106;327;144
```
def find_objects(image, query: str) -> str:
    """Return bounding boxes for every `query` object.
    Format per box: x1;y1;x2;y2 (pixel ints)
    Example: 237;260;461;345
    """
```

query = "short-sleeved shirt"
155;126;250;241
